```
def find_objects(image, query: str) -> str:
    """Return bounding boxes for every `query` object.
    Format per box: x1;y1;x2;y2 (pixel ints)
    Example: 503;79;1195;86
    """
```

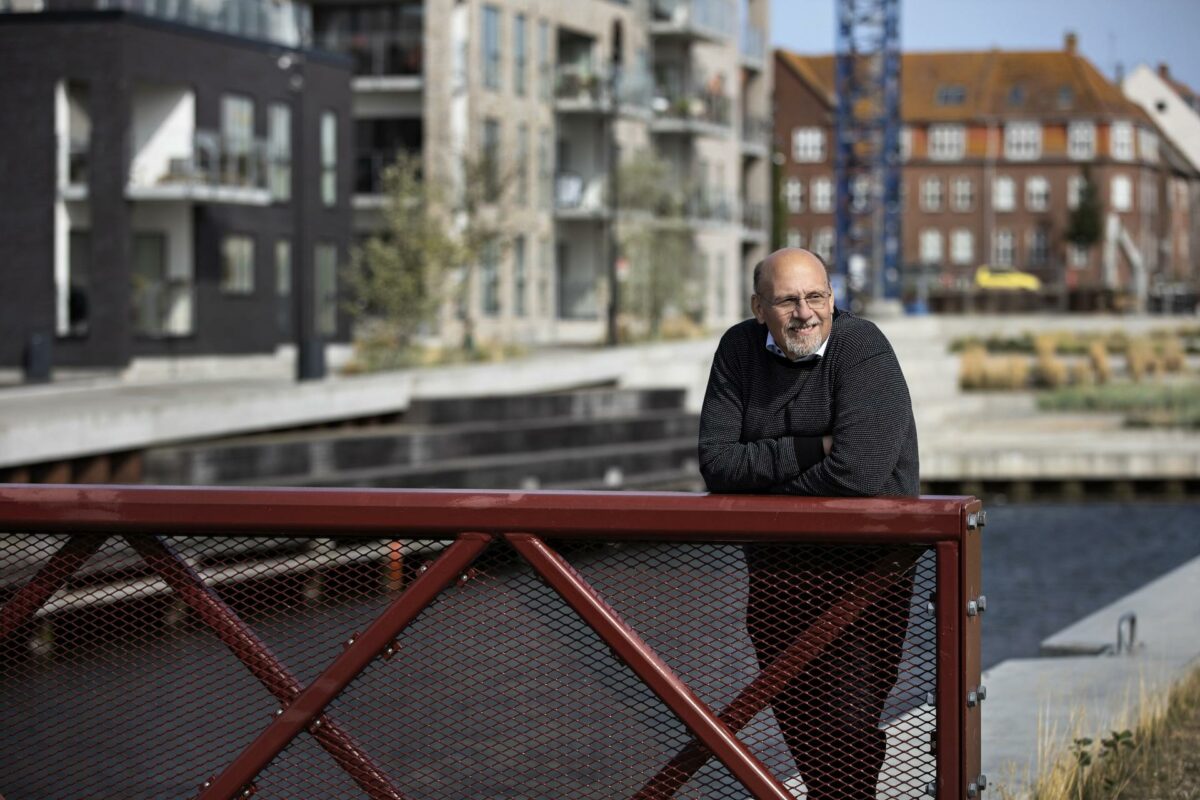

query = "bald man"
698;248;919;800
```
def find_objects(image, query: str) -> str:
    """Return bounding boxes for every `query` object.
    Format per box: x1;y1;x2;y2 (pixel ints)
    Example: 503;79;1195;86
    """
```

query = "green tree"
1065;164;1102;248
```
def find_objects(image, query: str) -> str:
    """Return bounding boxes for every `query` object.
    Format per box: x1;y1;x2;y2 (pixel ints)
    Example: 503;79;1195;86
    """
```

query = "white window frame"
786;228;803;249
792;127;825;163
784;178;804;213
1004;121;1042;161
919;228;943;264
951;177;973;212
993;176;1015;212
811;177;833;213
813;227;834;262
928;124;966;161
1025;176;1050;212
1111;175;1132;211
1067;121;1095;160
1028;228;1050;267
919;177;943;212
1067;175;1084;210
993;229;1015;267
950;229;974;265
220;234;255;295
1138;128;1159;163
1110;121;1134;161
1069;243;1089;268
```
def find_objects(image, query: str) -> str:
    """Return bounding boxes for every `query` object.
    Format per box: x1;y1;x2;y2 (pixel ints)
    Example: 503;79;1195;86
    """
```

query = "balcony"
316;30;423;90
741;201;769;241
554;64;653;116
126;131;271;205
651;85;733;137
740;114;772;157
96;0;312;47
740;22;767;70
57;135;90;200
643;185;735;229
649;0;736;43
554;172;610;220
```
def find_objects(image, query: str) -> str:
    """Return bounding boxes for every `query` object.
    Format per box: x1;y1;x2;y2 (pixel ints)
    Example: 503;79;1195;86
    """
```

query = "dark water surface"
980;502;1200;667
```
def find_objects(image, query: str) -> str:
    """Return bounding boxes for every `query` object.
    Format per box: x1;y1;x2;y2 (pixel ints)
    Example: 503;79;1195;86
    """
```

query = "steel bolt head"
978;774;988;790
967;600;979;616
968;782;979;797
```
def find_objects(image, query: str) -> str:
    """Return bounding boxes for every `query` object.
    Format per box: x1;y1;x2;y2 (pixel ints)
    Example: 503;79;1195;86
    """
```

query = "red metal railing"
0;485;983;800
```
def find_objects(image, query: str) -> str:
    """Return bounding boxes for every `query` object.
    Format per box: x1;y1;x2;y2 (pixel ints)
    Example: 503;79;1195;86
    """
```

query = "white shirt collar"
766;329;830;362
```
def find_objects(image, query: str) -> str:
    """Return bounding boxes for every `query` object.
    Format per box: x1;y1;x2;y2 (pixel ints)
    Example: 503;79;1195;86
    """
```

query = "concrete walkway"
981;554;1200;796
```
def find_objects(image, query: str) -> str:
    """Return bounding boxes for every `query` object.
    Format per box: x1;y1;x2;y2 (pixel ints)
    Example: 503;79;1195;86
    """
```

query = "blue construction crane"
833;0;902;311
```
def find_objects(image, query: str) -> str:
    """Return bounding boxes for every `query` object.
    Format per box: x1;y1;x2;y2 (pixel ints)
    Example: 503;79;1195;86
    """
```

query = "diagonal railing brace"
634;549;920;800
126;534;408;800
1;533;107;641
195;532;493;800
506;533;795;800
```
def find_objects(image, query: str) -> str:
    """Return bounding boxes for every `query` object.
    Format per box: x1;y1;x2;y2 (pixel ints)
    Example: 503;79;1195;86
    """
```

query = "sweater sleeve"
698;334;823;492
773;343;913;497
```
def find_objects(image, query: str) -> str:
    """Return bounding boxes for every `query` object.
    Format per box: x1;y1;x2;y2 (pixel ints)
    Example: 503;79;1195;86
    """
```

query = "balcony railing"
0;485;982;800
741;114;772;149
316;30;423;78
554;63;653;111
126;131;272;202
96;0;313;47
652;85;733;130
650;0;736;40
740;22;767;65
741;200;768;231
554;171;609;215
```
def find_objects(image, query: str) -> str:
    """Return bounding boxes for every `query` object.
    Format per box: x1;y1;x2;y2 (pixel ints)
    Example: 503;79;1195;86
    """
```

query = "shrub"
1035;354;1070;389
1088;340;1112;385
959;345;988;389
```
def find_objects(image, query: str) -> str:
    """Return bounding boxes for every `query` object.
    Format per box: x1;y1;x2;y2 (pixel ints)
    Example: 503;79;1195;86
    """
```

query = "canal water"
1;501;1197;799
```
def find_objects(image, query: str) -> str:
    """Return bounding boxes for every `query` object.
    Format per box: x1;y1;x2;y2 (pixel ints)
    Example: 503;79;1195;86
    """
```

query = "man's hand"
822;435;833;456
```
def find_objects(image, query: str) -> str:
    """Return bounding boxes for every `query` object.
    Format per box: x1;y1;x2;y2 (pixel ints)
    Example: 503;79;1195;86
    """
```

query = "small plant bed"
1037;383;1200;429
1031;666;1200;800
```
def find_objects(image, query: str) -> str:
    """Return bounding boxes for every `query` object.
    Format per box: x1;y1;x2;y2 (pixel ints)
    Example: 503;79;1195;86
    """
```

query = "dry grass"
1021;667;1200;800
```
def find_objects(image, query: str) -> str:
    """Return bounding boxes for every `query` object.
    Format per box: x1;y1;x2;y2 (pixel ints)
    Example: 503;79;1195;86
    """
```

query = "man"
698;247;919;800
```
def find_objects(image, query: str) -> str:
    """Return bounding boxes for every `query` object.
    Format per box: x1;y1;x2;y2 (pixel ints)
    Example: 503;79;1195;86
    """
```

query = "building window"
1067;122;1095;160
538;236;552;318
538;127;552;209
920;177;943;212
1028;228;1049;267
950;229;974;265
1004;122;1041;160
483;5;501;92
993;229;1015;267
935;85;966;106
514;235;527;317
1138;128;1158;163
899;126;912;161
221;235;255;295
1070;244;1089;268
482;118;501;202
220;94;255;186
1110;121;1134;160
811;177;833;213
993;176;1015;211
1140;174;1157;214
928;124;965;160
1057;86;1074;110
792;127;825;162
64;230;91;337
481;238;501;316
275;238;292;333
267;103;291;201
951;177;973;211
1111;175;1132;211
813;227;834;262
1025;176;1050;211
786;229;803;249
919;229;943;264
516;123;529;206
133;232;192;337
784;178;804;213
538;19;551;101
315;243;338;336
320;111;337;206
514;13;527;97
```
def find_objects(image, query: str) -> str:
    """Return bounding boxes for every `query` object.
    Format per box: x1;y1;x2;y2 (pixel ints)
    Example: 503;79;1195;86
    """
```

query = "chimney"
1064;31;1077;54
1159;63;1171;79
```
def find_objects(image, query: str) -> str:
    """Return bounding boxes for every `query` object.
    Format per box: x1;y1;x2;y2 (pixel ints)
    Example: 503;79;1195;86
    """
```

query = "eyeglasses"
770;291;831;312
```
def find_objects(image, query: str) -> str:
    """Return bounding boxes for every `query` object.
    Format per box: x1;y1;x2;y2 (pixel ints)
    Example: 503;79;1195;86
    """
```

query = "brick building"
774;34;1192;312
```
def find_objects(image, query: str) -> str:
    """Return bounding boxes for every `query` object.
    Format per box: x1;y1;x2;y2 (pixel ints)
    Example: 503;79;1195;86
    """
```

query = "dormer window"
936;85;966;106
1007;85;1025;107
1057;86;1074;110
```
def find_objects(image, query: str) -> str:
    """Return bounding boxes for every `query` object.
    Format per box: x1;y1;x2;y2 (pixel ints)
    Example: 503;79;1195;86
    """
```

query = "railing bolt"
926;691;936;707
967;512;979;530
924;780;936;796
978;685;987;701
967;600;978;616
344;635;357;649
273;708;283;717
383;640;399;660
978;594;988;613
967;690;978;707
978;510;988;527
310;717;324;731
978;774;988;791
968;781;979;797
968;685;987;706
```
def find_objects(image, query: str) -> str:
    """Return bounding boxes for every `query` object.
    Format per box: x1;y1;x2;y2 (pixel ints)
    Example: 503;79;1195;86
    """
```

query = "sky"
770;0;1200;91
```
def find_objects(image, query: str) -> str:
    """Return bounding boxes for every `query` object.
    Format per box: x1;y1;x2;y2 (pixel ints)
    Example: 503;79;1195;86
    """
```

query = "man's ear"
751;293;766;323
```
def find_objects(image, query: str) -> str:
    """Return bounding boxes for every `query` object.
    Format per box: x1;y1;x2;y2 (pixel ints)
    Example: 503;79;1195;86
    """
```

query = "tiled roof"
777;48;1152;124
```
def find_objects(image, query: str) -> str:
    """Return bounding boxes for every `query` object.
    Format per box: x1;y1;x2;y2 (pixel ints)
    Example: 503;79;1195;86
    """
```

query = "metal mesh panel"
1;532;937;800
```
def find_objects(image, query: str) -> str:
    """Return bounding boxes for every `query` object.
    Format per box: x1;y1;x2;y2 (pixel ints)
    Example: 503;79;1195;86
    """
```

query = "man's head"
751;248;835;359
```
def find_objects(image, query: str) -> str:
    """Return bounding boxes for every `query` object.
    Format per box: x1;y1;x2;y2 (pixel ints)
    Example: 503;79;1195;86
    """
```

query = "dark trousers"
745;544;914;800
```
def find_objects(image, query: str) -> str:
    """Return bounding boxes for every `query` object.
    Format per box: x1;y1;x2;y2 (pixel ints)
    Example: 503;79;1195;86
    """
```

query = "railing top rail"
0;484;980;543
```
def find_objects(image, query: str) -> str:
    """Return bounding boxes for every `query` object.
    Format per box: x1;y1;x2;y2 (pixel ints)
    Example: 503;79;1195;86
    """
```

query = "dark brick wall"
0;12;352;369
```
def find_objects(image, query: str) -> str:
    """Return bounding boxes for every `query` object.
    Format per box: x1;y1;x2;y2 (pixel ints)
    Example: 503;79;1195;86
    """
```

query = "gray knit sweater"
698;310;919;497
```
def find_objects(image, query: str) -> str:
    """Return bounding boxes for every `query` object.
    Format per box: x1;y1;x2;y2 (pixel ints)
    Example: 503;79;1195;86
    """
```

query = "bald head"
753;248;830;296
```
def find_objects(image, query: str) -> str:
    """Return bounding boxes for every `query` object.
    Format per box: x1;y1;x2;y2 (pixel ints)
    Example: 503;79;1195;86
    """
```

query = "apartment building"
775;34;1185;312
310;0;771;345
0;0;353;374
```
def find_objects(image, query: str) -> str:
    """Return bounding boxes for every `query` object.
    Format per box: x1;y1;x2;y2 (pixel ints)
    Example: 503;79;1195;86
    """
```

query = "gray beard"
782;328;821;359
